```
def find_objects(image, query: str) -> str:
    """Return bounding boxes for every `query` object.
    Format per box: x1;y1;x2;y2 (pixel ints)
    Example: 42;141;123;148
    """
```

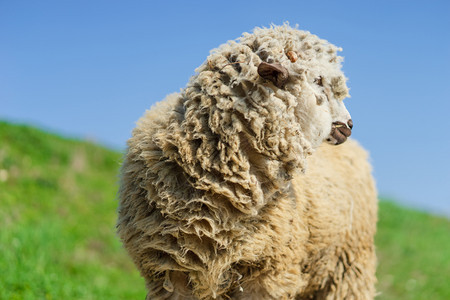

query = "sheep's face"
257;61;352;148
300;72;353;147
248;26;355;149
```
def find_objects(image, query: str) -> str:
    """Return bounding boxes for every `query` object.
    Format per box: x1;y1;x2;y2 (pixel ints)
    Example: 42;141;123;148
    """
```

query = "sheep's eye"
316;95;324;106
314;76;323;87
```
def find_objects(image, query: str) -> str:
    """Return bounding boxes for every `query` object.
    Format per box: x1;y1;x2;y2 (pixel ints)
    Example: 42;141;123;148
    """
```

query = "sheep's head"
256;61;352;145
188;24;354;181
250;25;353;148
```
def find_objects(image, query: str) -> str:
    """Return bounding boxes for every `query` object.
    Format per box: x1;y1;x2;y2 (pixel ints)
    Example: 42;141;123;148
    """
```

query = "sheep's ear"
257;62;289;88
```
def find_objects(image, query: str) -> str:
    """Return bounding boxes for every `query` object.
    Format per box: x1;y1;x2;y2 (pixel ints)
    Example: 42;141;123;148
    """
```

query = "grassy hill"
0;121;449;299
0;121;146;299
376;201;450;299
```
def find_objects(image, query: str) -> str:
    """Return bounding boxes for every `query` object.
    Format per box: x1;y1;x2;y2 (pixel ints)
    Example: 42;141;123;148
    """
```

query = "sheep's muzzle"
329;120;352;145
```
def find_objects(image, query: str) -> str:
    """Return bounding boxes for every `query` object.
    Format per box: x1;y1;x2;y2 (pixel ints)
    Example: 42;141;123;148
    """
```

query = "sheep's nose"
347;119;353;130
329;121;352;145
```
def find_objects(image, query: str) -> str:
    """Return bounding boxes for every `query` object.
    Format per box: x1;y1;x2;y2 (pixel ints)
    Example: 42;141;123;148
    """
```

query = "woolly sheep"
117;24;378;299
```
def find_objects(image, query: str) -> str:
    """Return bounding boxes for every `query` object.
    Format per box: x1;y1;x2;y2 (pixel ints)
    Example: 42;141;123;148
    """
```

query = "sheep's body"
117;25;377;299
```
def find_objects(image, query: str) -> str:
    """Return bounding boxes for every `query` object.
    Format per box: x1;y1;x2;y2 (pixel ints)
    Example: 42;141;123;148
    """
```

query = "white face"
256;51;353;149
290;73;352;148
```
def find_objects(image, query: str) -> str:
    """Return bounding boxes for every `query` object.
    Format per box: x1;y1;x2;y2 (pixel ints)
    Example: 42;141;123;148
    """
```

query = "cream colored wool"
117;24;377;299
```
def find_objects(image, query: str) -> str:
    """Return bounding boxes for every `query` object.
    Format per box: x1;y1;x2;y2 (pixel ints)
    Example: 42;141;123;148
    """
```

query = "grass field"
375;201;450;299
0;121;449;299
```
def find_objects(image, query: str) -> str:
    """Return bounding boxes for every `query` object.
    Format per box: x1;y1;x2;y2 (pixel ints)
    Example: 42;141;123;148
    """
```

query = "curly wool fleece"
117;24;377;299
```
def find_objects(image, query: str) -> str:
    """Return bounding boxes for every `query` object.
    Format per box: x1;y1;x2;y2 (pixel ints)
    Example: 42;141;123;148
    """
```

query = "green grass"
376;200;450;299
0;121;449;299
0;121;146;299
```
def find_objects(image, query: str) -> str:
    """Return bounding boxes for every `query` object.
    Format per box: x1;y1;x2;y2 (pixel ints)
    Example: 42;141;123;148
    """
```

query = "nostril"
347;119;353;130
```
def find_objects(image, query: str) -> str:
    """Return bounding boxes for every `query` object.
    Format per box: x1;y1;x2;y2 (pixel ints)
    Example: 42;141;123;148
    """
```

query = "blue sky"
1;0;449;216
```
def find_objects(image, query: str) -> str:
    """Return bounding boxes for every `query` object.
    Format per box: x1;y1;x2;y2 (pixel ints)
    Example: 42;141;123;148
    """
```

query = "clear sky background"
1;0;449;216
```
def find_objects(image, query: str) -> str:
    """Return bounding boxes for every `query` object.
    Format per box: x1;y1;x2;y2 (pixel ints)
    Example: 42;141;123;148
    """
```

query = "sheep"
117;24;378;300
